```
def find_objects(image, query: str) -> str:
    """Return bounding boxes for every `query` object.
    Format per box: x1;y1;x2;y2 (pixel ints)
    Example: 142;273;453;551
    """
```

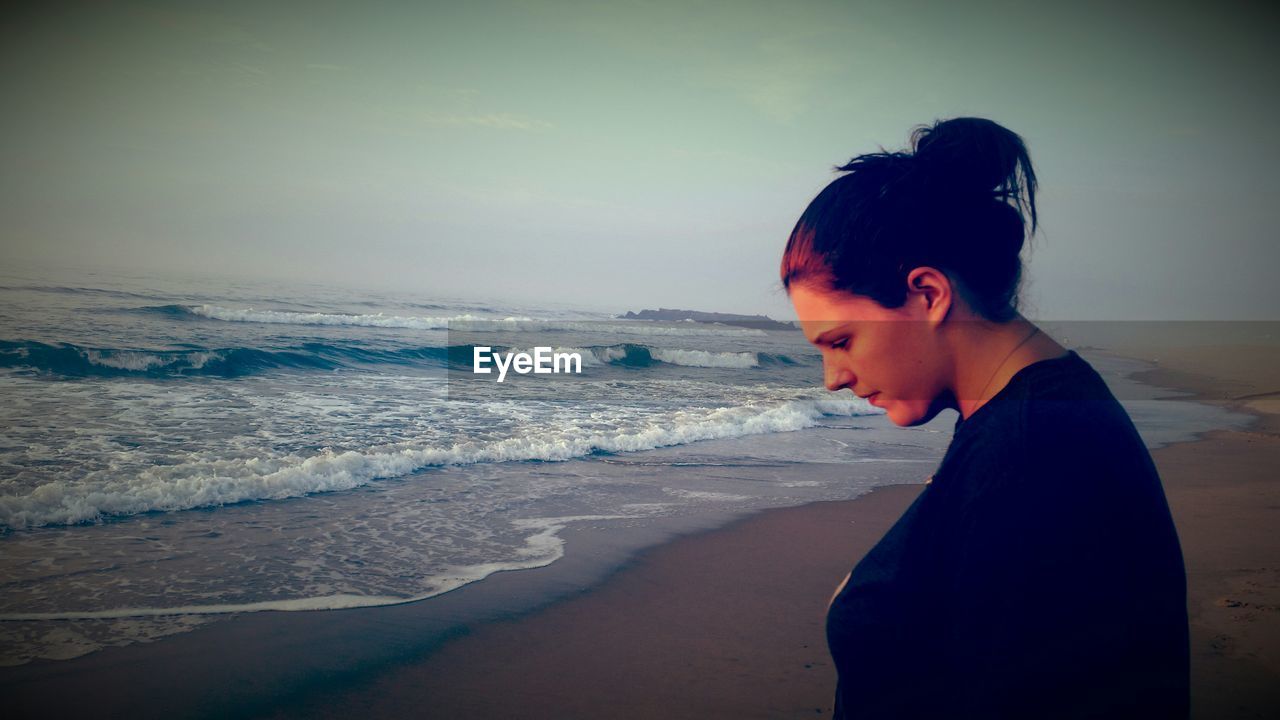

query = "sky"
2;0;1277;320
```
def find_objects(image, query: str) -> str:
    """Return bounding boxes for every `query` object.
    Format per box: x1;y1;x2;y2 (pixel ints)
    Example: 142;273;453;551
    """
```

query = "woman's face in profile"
790;282;948;428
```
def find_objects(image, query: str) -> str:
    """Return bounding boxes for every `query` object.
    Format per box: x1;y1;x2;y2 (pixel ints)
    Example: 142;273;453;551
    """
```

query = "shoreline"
1;470;934;719
4;343;1278;718
268;485;928;720
1096;344;1280;718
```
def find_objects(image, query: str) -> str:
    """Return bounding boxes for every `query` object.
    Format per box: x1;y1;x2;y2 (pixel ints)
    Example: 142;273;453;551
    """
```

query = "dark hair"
780;117;1038;322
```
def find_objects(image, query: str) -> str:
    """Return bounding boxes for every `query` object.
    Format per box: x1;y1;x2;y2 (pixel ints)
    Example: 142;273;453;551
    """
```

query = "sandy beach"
5;341;1278;719
1118;342;1280;718
266;487;923;719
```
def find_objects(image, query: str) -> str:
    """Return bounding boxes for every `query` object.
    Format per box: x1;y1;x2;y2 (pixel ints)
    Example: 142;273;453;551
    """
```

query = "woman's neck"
952;316;1069;420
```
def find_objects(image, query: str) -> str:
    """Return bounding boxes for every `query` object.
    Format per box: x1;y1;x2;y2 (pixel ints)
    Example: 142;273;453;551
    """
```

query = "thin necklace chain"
972;326;1040;410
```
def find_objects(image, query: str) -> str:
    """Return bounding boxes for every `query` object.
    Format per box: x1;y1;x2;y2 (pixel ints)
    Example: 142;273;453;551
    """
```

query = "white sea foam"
82;349;223;372
0;396;876;529
649;348;759;368
662;488;752;502
188;305;766;336
0;514;629;621
189;305;480;330
592;346;629;363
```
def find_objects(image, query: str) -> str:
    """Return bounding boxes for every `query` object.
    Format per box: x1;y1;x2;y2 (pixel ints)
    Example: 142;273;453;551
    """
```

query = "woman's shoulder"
942;350;1157;504
1013;351;1167;508
946;350;1106;465
1016;351;1147;455
955;349;1140;445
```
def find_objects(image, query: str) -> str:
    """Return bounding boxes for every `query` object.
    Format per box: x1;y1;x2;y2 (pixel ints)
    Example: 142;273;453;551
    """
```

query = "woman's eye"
831;338;849;350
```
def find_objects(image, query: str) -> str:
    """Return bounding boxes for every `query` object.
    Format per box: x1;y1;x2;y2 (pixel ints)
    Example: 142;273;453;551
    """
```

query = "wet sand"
267;485;924;720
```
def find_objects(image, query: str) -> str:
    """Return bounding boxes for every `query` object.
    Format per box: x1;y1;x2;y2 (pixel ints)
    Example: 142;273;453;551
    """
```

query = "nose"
824;360;854;392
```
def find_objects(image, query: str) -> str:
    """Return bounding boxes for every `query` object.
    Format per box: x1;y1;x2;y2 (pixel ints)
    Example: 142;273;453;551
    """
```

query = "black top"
826;350;1189;719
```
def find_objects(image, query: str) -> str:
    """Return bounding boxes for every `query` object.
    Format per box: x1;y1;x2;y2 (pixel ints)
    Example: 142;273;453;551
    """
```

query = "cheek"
897;331;933;372
884;332;940;399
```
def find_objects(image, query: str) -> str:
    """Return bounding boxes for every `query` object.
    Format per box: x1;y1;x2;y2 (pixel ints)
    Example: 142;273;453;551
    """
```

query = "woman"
781;118;1189;718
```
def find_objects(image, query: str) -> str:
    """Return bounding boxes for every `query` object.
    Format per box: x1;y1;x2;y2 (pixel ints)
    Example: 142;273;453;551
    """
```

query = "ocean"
0;266;1248;666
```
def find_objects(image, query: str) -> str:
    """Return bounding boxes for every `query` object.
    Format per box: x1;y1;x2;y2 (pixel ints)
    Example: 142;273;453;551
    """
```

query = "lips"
861;392;880;406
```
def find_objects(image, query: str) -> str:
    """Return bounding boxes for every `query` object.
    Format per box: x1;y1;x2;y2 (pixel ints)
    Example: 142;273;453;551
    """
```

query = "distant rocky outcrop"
619;308;796;331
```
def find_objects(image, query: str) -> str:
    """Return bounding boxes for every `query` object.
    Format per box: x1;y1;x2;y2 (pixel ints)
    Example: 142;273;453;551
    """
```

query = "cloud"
232;62;267;77
419;112;553;131
692;33;844;124
542;2;858;125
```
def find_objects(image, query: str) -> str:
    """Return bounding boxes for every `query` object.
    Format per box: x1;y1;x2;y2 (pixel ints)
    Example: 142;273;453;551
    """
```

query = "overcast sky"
2;0;1277;320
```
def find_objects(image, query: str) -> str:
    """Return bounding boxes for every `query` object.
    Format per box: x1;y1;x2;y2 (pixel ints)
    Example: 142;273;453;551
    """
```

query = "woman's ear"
904;267;953;322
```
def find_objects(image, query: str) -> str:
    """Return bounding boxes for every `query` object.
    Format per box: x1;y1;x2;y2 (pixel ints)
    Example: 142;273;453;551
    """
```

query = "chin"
886;410;923;428
885;398;944;428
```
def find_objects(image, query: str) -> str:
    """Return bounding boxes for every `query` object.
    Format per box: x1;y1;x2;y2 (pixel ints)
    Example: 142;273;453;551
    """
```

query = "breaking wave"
0;395;875;529
155;304;767;336
0;340;796;378
0;340;435;378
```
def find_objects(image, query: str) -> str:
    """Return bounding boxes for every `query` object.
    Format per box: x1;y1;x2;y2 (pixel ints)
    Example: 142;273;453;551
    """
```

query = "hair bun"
910;117;1038;230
